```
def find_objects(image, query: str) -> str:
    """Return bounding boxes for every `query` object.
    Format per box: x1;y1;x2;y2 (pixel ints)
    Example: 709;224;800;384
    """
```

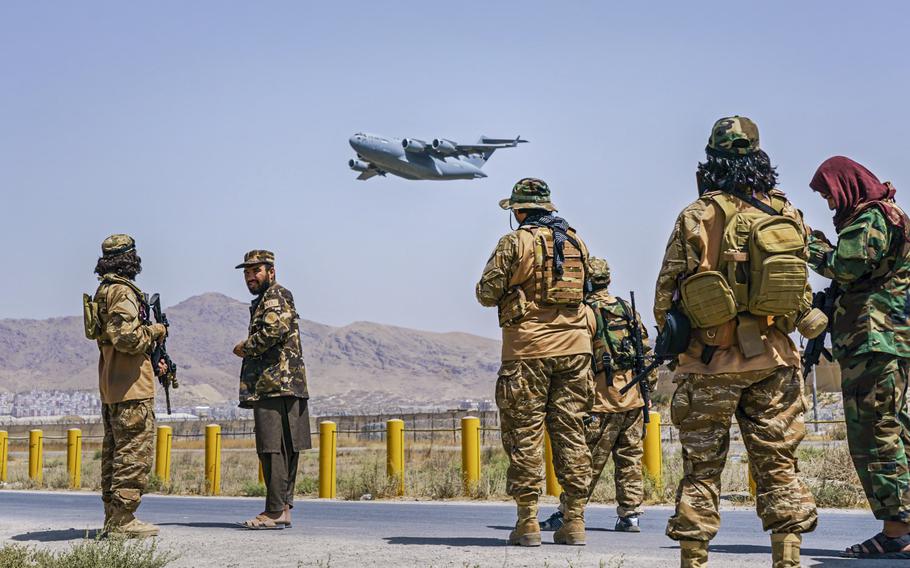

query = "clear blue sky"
2;1;908;339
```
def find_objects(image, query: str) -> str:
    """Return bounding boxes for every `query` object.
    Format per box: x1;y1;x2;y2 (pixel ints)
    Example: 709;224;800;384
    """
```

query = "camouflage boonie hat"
587;256;611;287
101;234;136;257
706;116;760;157
235;249;275;269
499;177;557;212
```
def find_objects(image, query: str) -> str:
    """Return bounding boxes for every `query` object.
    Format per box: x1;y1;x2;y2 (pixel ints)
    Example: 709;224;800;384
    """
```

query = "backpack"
524;225;586;307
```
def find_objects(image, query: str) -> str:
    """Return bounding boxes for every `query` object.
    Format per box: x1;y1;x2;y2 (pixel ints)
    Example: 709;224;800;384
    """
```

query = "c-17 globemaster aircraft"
348;132;528;181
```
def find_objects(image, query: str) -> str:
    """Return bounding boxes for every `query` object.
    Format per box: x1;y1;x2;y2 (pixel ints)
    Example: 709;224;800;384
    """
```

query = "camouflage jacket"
808;206;910;359
586;288;657;412
94;273;157;403
239;282;308;407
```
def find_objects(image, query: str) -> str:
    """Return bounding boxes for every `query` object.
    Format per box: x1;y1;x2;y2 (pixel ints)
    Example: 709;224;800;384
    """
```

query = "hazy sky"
2;1;909;339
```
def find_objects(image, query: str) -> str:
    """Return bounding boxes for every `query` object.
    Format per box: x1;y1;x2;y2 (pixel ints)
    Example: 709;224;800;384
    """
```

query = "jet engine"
402;138;426;153
348;159;370;172
432;139;458;154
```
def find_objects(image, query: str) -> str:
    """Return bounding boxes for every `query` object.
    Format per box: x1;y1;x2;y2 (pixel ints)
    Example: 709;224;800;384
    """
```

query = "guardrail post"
67;428;82;489
205;424;222;495
544;429;563;497
28;429;43;483
155;425;172;483
386;419;405;496
461;416;480;494
0;430;7;482
319;421;336;498
643;411;662;489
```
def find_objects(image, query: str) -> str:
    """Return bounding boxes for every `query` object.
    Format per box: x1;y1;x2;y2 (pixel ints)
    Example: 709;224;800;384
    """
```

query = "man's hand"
157;359;169;375
233;341;246;358
150;323;168;341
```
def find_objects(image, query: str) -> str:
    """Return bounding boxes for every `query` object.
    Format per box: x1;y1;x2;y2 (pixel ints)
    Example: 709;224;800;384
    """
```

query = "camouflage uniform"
477;178;594;545
655;119;817;566
236;250;311;514
809;204;910;522
90;234;165;535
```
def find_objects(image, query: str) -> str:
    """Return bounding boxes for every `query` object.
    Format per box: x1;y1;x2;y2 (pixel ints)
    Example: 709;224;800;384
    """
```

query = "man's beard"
247;278;270;295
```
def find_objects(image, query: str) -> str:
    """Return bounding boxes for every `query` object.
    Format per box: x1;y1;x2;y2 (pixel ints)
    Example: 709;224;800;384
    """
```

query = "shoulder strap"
711;191;783;217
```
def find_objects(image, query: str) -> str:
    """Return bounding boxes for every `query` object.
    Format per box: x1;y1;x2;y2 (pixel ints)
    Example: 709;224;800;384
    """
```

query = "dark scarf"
520;211;576;275
810;155;905;231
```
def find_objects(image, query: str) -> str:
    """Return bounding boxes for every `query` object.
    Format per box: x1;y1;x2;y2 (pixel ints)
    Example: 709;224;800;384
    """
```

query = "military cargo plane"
348;133;528;181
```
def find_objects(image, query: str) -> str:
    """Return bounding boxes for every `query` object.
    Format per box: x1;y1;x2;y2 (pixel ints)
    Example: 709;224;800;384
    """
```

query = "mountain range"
0;292;502;413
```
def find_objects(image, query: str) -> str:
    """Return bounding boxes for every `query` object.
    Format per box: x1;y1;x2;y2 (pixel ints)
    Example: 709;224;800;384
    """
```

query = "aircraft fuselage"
349;133;486;181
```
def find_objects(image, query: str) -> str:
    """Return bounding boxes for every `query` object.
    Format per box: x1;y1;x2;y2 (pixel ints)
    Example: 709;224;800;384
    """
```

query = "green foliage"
0;536;176;568
241;481;267;497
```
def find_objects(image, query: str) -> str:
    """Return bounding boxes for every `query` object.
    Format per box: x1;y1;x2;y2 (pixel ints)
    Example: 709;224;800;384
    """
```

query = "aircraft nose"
349;134;361;149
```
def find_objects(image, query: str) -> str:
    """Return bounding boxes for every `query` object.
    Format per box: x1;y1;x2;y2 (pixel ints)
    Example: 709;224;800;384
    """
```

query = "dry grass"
1;432;869;511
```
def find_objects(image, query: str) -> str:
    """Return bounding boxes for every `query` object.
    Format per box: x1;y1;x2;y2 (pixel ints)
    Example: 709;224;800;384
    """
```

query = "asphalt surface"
0;490;896;567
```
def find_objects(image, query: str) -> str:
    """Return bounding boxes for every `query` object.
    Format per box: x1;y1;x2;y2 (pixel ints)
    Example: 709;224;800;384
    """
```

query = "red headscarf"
810;155;903;231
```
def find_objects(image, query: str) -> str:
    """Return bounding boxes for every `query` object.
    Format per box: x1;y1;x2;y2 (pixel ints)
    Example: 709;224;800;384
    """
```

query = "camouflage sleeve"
653;203;703;327
475;233;520;308
638;318;659;390
243;294;293;357
817;209;890;284
807;229;836;278
104;284;155;355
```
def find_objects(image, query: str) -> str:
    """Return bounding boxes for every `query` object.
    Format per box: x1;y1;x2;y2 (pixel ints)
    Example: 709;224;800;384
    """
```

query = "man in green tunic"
808;156;910;559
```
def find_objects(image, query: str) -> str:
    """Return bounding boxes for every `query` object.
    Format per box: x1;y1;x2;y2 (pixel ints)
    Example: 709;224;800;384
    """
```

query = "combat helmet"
587;256;610;288
706;116;760;158
499;178;556;212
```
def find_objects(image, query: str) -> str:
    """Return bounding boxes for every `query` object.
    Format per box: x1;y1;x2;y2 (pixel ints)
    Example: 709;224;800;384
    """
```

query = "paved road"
0;491;894;567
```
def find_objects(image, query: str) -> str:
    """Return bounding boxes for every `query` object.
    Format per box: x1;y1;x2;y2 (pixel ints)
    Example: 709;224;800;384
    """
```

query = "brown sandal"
238;514;290;530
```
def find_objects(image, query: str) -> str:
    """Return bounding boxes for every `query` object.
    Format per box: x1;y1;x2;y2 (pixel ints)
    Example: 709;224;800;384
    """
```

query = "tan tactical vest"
681;192;808;329
83;275;147;342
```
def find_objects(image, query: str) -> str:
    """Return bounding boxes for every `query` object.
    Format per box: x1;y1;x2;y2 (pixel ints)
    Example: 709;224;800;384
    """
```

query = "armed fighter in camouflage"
348;132;528;181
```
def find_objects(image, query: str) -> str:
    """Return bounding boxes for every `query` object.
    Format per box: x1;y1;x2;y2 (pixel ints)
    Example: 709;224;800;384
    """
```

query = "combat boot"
508;494;541;547
553;497;585;545
106;509;159;538
771;533;801;568
679;540;708;568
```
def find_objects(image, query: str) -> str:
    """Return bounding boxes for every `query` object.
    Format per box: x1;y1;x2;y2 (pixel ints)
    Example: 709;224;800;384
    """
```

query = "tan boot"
771;533;801;568
508;494;542;547
553;497;585;545
106;509;159;538
680;540;709;568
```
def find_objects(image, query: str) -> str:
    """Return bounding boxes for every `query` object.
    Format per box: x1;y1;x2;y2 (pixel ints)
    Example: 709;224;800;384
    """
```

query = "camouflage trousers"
840;353;910;522
666;366;817;542
496;354;593;499
558;408;645;517
101;398;155;514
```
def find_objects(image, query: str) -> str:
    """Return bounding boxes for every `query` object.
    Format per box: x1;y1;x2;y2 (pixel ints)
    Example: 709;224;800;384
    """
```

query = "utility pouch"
656;307;691;357
498;287;529;328
681;271;737;329
82;293;101;340
736;315;766;359
695;319;736;347
748;216;808;316
796;307;828;339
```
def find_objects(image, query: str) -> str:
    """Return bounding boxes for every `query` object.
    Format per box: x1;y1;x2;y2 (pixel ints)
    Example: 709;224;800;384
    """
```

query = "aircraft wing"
357;170;379;181
450;136;529;154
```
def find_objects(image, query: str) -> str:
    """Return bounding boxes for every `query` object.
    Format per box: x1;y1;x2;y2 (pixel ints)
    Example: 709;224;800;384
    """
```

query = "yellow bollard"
67;428;82;489
205;424;222;495
258;460;264;485
544;430;563;497
28;429;43;483
0;430;7;483
748;465;757;498
461;416;480;494
643;411;662;489
155;425;172;483
319;421;336;498
386;419;405;496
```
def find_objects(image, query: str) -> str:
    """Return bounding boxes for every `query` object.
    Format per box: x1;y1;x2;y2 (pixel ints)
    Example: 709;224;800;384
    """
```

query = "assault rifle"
149;293;178;414
801;282;841;380
623;291;652;433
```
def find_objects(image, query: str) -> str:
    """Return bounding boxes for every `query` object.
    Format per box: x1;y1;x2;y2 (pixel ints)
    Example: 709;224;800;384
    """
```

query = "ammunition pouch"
796;307;828;339
498;287;529;328
82;293;101;340
736;314;767;359
680;271;737;328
